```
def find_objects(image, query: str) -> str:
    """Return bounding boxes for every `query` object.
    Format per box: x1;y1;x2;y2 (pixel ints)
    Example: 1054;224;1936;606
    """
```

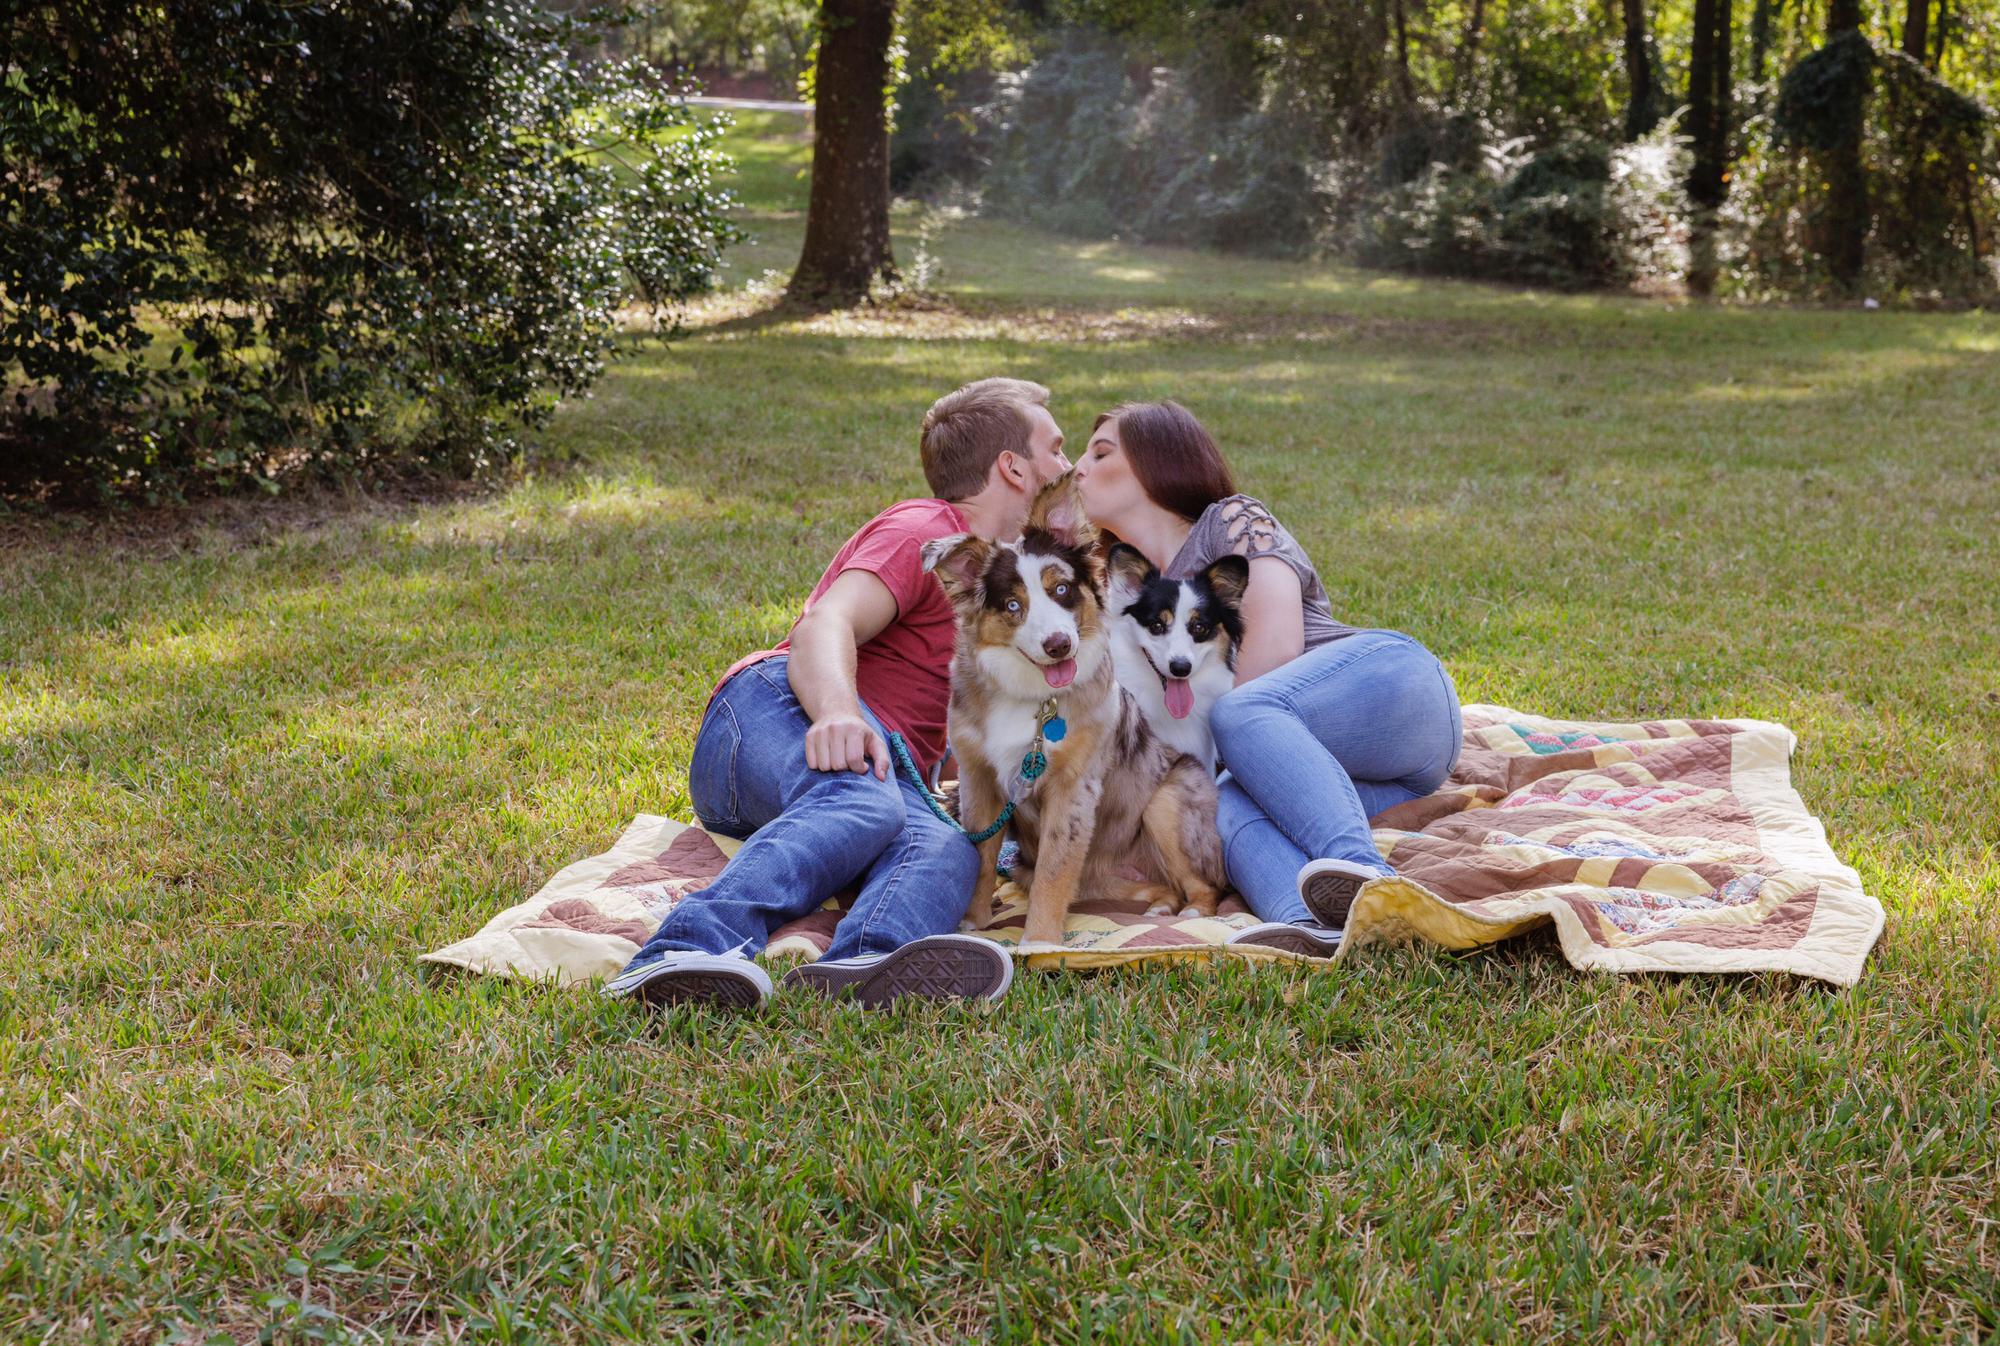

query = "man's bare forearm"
780;570;900;778
786;610;862;725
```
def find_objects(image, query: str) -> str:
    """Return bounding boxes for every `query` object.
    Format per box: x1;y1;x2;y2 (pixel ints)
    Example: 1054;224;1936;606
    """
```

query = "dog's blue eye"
1054;584;1069;597
1007;599;1021;613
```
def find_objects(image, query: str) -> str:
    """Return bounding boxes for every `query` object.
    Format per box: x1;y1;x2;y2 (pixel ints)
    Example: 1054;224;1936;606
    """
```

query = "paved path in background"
686;95;811;113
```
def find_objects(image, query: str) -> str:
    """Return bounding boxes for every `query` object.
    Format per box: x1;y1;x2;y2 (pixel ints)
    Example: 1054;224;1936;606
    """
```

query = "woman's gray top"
1165;493;1355;651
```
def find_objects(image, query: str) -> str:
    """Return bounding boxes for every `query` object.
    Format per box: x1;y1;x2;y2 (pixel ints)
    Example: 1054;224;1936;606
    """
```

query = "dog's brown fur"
925;475;1229;948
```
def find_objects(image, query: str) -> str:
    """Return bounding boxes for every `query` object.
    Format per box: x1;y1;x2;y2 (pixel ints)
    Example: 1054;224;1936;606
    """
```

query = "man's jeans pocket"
688;696;743;835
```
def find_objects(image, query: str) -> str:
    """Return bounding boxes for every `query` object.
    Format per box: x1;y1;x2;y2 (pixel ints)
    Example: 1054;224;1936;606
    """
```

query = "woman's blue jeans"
1213;631;1462;924
622;656;979;968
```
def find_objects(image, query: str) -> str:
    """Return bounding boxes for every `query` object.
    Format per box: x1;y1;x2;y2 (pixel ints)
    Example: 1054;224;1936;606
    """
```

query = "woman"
1071;400;1461;957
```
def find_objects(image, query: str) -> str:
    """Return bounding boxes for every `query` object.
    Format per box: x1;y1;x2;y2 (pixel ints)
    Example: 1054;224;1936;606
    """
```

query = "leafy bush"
1726;35;1997;301
982;37;1328;256
889;0;1029;193
891;67;1005;194
1338;122;1691;290
1;1;743;505
982;39;1687;285
1870;52;1999;297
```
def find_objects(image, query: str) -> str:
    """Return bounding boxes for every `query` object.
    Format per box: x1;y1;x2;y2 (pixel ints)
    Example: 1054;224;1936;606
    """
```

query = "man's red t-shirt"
714;498;968;776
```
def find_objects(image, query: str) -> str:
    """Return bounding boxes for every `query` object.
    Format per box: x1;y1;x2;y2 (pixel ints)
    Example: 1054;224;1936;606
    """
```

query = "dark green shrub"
1865;50;1996;297
1366;111;1495;188
984;39;1687;283
1728;35;1996;300
1340;125;1690;290
892;69;1003;193
1;1;743;504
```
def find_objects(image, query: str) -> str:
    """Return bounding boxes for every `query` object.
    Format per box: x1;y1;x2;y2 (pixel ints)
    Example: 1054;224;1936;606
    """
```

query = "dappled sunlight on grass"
1359;501;1457;535
0;108;1995;1344
391;479;728;547
0;682;88;738
1087;262;1165;282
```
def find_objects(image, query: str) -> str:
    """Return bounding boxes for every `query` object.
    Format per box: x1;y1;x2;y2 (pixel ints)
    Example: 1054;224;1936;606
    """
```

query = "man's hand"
804;713;890;780
788;569;901;782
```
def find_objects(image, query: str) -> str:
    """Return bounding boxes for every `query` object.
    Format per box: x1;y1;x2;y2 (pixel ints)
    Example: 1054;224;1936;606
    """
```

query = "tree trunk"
1824;0;1870;288
1930;0;1950;63
787;0;896;309
1392;0;1417;105
1715;0;1733;168
1687;0;1717;182
1901;0;1929;60
1621;0;1659;139
1451;0;1486;104
1686;0;1733;292
1749;0;1773;91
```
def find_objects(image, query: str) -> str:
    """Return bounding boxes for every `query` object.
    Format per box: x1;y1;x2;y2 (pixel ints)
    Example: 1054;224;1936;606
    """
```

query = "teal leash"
887;697;1064;847
887;731;1015;843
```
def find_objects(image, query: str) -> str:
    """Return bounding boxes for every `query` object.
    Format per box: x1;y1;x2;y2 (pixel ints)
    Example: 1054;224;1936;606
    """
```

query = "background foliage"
1;1;742;504
3;110;1995;1339
654;0;1998;299
8;0;1996;504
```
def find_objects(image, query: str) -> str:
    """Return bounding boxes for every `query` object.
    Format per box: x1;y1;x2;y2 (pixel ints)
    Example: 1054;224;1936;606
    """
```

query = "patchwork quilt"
421;705;1884;988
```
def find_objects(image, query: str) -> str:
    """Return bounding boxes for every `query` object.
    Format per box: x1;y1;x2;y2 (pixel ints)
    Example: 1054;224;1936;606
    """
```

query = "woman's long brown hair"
1091;399;1236;523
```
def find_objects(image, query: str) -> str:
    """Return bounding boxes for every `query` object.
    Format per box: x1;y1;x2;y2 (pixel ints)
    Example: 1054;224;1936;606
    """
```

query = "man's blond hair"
920;377;1052;501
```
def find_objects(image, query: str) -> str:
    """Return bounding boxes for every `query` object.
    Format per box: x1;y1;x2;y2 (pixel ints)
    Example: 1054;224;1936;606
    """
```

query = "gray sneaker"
1226;920;1344;958
781;933;1014;1008
602;949;772;1010
1296;857;1383;929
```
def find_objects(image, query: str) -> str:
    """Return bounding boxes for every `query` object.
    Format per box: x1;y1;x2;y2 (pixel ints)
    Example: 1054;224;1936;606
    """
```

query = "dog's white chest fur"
967;656;1065;802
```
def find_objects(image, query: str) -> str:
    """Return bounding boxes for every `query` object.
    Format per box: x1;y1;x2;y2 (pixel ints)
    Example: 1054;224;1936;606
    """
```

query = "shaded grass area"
2;111;1997;1342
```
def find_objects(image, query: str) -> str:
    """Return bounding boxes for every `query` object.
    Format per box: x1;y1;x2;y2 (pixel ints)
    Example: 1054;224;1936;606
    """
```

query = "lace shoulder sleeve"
1216;495;1283;559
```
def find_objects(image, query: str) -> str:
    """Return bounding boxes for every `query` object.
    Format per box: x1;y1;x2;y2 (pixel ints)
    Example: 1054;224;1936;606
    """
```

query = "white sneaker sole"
1226;921;1344;958
603;952;772;1009
1296;858;1382;929
781;934;1014;1008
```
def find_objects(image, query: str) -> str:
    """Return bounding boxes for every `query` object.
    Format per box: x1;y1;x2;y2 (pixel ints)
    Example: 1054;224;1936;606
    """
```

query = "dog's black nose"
1169;657;1191;677
1043;633;1072;659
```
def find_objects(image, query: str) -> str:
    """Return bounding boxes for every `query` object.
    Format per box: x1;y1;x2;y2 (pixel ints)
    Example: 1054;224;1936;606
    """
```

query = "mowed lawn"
2;110;1997;1342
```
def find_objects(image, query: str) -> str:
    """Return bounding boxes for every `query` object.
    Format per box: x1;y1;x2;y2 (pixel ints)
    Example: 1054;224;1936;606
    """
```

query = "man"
605;378;1070;1010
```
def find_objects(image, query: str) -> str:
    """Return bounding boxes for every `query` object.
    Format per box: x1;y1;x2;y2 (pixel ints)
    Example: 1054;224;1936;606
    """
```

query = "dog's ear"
923;533;991;606
1201;553;1250;609
1025;472;1097;553
1106;543;1155;599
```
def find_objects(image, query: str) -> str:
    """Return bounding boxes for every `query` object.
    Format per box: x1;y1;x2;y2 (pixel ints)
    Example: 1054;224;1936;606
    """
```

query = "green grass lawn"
3;109;1997;1343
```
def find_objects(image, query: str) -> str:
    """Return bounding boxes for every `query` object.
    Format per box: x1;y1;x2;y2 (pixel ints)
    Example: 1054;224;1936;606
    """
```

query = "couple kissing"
605;378;1460;1012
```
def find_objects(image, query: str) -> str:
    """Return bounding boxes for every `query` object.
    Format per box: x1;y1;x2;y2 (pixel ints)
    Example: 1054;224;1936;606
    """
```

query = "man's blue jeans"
623;656;979;968
1213;630;1462;924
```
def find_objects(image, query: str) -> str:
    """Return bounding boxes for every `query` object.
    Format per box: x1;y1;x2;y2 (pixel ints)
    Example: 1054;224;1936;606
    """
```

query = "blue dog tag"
1042;716;1067;743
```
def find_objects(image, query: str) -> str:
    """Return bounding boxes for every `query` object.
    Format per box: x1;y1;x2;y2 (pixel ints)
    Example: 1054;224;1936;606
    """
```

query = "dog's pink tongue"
1043;657;1077;688
1164;677;1194;719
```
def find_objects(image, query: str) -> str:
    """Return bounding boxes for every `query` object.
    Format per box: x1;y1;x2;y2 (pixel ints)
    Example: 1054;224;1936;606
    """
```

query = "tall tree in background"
1620;0;1661;137
1390;0;1418;105
1823;0;1873;286
787;0;896;308
1686;0;1734;290
1451;0;1487;102
1748;0;1774;90
1902;0;1930;59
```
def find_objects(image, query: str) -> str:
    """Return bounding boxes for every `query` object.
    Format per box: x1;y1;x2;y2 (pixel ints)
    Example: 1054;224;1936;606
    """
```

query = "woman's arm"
1233;554;1306;685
